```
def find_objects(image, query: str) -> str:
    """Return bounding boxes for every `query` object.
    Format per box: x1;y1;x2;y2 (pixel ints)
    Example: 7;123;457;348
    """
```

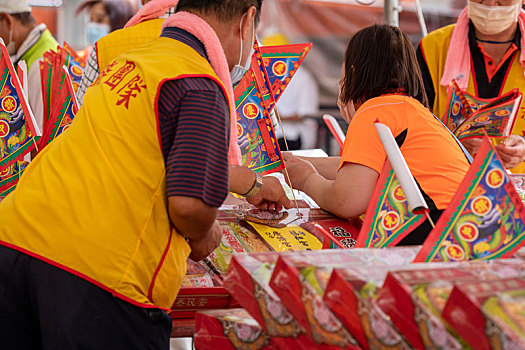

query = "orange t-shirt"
339;94;469;209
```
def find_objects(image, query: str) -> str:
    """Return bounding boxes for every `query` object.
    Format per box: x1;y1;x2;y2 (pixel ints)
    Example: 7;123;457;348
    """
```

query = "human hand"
461;138;483;156
281;151;318;192
188;221;222;261
496;135;525;169
246;175;293;211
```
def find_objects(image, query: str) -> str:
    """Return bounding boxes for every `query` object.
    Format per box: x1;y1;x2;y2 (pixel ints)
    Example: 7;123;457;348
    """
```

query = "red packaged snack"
223;252;314;349
376;259;525;349
269;257;360;349
265;248;419;349
194;308;276;350
301;218;362;249
443;277;525;350
324;265;412;349
264;248;418;349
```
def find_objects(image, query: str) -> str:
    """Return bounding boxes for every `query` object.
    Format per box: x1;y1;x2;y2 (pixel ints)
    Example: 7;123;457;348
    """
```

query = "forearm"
300;163;377;219
302;173;354;218
229;166;256;195
168;196;218;241
297;156;341;180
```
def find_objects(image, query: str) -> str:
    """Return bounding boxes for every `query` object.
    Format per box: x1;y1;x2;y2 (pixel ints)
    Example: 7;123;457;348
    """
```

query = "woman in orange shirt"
284;24;471;244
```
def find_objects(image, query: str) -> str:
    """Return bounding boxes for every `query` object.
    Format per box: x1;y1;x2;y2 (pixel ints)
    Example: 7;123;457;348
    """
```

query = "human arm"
169;196;222;261
229;166;293;211
283;152;378;218
284;153;341;180
461;138;483;157
496;135;525;169
158;78;231;260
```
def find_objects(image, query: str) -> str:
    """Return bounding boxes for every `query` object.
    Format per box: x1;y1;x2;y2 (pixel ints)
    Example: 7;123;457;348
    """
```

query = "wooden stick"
274;108;301;216
425;210;435;229
32;137;39;154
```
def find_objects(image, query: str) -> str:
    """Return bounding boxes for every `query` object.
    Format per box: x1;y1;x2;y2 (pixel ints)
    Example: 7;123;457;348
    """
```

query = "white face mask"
230;14;255;85
468;0;522;36
85;22;110;46
6;28;15;57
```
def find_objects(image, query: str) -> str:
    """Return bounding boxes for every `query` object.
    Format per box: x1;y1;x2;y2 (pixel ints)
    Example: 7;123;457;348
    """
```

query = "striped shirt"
158;27;230;207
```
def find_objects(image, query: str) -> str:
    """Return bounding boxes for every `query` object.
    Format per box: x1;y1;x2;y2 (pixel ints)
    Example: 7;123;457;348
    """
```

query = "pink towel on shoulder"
125;0;178;28
163;12;242;166
440;7;525;90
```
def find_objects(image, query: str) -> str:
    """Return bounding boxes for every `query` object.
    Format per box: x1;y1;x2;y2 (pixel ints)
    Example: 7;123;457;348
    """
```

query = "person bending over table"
283;24;470;246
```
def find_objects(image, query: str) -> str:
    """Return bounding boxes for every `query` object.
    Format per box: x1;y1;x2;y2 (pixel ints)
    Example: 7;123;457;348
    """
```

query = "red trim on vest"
95;41;100;69
420;39;428;63
471;55;479;97
154;74;232;156
147;227;174;301
499;51;518;96
0;240;170;311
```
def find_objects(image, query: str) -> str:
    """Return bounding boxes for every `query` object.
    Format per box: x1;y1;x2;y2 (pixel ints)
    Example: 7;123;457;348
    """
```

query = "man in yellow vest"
418;0;525;173
0;0;58;132
78;0;290;210
0;0;290;348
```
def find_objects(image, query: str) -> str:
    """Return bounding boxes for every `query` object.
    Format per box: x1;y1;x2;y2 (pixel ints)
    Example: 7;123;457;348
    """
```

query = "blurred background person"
263;32;319;150
0;0;58;131
418;0;525;172
75;0;137;60
77;0;177;105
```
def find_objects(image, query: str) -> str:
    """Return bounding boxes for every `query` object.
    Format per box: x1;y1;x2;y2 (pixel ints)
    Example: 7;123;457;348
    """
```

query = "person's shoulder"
353;95;412;124
422;23;456;46
358;95;406;113
162;76;227;102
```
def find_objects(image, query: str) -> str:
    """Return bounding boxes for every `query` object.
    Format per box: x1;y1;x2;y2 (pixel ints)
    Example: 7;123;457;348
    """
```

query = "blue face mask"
85;22;110;46
230;15;255;86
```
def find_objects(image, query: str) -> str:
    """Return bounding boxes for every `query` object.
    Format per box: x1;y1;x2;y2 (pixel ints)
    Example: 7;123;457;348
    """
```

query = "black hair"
340;24;428;107
11;12;36;26
176;0;263;25
76;0;136;32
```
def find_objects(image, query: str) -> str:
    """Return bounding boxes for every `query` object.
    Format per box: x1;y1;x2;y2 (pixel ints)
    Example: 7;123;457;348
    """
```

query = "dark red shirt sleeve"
157;77;230;207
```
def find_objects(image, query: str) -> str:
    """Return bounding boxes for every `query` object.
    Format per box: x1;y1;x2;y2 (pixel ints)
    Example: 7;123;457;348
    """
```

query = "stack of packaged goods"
170;193;362;337
192;249;525;349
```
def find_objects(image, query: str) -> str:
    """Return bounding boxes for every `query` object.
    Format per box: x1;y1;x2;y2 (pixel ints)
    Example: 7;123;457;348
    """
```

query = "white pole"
384;0;400;27
414;0;428;37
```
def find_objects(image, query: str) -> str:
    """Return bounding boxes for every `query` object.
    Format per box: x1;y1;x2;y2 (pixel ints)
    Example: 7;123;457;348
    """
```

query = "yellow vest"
0;37;231;309
18;29;58;71
421;24;525;173
96;18;163;72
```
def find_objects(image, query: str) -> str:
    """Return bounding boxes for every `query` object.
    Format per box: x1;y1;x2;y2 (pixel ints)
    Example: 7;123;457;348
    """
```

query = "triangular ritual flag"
414;134;525;262
252;42;312;113
60;43;86;93
39;66;79;150
251;39;276;113
0;41;40;171
234;68;284;175
355;160;427;248
0;160;27;196
40;50;55;125
356;121;430;247
443;79;522;140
